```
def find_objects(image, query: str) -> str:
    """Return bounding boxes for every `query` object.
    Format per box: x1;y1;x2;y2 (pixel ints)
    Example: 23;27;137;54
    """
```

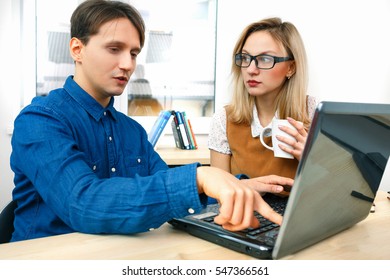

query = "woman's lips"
247;80;260;87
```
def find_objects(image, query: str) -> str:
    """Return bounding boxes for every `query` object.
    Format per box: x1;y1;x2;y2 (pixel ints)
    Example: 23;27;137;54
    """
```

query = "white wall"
1;0;389;210
0;0;21;210
214;0;390;191
215;0;390;107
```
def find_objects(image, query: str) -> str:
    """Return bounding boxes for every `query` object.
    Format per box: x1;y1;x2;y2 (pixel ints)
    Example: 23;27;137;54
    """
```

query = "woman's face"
240;30;294;99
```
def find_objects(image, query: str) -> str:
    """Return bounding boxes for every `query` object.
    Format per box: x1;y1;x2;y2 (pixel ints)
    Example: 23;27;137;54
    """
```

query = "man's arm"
11;106;203;235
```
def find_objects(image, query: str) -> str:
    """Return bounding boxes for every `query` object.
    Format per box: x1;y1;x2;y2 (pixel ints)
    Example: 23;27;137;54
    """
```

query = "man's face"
72;17;141;106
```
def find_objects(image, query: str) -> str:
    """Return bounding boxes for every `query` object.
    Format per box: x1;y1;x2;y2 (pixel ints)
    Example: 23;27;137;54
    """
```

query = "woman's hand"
241;175;294;196
276;117;308;161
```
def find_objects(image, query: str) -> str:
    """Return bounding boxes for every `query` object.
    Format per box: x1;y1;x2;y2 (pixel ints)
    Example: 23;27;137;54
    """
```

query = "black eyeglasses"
235;53;293;69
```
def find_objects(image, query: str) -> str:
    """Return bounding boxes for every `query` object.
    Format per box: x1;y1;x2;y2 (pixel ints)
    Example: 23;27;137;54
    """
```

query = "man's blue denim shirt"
10;76;204;241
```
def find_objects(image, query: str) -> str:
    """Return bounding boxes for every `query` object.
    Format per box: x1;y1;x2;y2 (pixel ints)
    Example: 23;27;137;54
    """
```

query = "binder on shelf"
186;117;198;149
147;110;172;147
174;111;190;150
171;114;185;149
169;110;198;150
148;109;197;150
182;111;196;149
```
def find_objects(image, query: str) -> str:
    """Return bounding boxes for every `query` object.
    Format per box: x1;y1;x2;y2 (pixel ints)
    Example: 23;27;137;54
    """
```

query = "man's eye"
109;47;120;53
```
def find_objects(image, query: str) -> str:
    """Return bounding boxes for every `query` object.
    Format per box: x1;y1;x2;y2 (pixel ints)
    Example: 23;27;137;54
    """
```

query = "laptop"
169;101;390;259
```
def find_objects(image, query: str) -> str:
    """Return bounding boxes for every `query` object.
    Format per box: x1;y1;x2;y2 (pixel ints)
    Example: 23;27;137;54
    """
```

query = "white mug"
259;119;297;159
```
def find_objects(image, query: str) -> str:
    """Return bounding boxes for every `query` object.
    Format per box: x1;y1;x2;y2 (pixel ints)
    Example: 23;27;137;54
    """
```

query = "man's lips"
114;76;129;85
114;76;129;82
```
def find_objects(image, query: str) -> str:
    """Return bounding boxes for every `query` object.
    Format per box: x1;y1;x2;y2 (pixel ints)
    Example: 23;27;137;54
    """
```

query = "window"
36;0;76;97
34;0;217;118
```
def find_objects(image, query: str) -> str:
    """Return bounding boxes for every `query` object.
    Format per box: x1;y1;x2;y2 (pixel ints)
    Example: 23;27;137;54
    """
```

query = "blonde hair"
227;17;310;129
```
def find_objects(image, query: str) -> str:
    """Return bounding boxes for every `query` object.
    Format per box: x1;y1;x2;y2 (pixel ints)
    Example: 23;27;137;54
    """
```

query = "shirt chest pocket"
122;155;147;177
86;154;147;177
86;158;106;177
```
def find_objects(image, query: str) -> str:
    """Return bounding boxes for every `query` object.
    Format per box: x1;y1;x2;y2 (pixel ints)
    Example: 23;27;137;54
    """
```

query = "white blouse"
208;95;318;154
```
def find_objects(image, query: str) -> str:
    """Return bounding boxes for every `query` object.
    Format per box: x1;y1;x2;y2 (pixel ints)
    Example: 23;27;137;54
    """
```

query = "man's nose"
119;53;134;71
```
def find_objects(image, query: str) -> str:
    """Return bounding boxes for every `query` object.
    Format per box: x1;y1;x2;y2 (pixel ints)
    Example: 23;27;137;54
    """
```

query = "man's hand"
196;166;283;231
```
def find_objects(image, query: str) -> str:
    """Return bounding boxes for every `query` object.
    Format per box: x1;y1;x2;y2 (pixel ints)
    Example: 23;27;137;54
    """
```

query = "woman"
208;17;317;194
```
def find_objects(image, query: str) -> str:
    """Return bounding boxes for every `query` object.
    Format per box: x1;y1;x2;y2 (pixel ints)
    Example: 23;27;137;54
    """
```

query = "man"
10;0;287;242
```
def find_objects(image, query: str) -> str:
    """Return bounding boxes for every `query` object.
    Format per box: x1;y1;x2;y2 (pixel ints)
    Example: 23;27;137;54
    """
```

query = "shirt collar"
251;105;261;137
63;76;118;122
250;105;278;138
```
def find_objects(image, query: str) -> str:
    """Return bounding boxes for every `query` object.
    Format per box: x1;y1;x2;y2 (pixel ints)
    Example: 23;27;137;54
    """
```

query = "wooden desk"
0;191;388;260
156;145;210;166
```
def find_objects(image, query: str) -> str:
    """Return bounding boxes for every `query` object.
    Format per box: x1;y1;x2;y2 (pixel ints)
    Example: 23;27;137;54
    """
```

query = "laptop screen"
272;101;390;259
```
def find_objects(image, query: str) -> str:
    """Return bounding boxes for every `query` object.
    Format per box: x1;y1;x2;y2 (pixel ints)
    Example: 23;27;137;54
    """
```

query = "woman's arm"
210;149;231;172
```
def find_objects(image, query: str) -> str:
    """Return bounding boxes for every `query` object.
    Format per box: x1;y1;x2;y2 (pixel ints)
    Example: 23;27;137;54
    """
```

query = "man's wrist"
235;173;249;180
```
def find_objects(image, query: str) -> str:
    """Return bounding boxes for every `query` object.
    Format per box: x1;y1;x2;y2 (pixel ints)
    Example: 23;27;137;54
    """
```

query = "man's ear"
69;37;83;62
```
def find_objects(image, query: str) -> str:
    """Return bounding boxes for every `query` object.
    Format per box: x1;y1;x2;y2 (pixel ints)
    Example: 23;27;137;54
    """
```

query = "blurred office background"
1;0;390;209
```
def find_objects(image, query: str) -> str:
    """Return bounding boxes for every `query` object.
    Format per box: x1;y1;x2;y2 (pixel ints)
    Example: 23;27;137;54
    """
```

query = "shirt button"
149;228;155;231
104;112;107;116
188;208;195;214
111;167;116;173
92;165;97;171
137;158;141;163
108;136;112;141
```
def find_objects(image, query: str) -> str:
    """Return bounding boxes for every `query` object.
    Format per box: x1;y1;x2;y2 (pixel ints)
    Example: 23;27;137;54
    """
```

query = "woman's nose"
246;59;260;74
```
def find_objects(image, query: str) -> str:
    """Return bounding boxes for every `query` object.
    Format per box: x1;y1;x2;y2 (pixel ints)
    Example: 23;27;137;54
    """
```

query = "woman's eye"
259;56;272;63
242;55;251;62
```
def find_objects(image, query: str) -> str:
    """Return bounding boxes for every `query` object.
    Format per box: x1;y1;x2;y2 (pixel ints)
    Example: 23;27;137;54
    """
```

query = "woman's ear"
69;37;83;62
286;61;296;79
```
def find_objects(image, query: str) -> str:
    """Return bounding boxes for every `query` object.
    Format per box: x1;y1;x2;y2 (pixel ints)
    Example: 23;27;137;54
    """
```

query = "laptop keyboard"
245;201;285;237
201;195;287;239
